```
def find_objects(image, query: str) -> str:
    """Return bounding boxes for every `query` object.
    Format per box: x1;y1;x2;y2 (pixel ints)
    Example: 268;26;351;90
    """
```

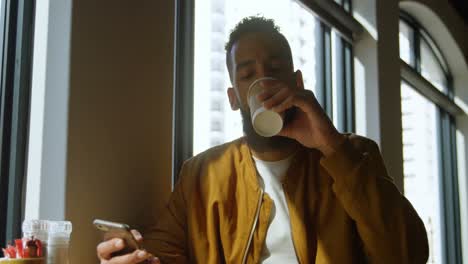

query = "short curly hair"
225;16;293;82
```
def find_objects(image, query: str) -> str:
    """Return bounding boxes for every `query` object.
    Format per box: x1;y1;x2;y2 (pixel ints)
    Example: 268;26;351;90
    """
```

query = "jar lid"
22;220;49;233
48;221;72;234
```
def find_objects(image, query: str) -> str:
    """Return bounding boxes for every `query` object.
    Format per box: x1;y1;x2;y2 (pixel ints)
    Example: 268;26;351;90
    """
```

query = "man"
98;16;429;264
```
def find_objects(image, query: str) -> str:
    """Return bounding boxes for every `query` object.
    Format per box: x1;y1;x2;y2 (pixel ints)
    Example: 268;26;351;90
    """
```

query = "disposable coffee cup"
247;77;284;137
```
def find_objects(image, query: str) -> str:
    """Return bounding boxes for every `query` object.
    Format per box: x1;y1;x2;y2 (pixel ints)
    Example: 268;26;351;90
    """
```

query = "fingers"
146;257;161;264
97;232;159;264
256;84;284;102
285;90;315;113
131;229;143;243
271;95;295;113
108;249;154;264
260;87;291;109
97;238;125;260
259;84;320;111
261;88;315;113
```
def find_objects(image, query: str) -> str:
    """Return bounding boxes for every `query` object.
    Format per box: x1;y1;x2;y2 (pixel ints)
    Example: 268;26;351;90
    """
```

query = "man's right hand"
97;230;160;264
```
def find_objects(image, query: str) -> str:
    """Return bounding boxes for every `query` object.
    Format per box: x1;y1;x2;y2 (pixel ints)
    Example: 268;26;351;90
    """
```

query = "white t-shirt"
252;155;298;263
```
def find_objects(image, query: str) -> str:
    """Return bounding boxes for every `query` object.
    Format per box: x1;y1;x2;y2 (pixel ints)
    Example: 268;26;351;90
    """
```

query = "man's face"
227;32;297;151
228;32;294;109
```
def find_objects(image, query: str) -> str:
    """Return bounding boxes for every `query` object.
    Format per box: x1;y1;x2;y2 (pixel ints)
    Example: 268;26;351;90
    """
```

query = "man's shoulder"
191;137;245;163
346;133;380;154
179;137;248;177
176;137;248;195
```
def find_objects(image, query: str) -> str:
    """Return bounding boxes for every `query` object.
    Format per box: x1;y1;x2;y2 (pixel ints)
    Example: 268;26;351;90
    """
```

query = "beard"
240;107;298;153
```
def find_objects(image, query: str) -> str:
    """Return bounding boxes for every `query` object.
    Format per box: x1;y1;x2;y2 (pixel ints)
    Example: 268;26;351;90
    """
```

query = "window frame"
335;35;355;133
315;22;333;117
439;111;463;264
172;0;195;186
400;12;451;93
399;12;463;264
0;0;36;246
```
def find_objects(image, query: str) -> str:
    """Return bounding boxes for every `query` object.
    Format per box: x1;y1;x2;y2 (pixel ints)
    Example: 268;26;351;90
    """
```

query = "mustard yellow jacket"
144;134;429;263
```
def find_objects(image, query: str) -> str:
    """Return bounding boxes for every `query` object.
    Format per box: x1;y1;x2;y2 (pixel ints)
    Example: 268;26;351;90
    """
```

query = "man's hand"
257;70;346;157
97;230;160;264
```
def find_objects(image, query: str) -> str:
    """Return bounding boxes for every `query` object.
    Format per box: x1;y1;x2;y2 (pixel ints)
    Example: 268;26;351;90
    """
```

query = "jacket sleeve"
142;163;190;264
320;135;429;264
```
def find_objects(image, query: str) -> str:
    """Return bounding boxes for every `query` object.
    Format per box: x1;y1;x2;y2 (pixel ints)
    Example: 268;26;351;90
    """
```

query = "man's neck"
250;141;300;161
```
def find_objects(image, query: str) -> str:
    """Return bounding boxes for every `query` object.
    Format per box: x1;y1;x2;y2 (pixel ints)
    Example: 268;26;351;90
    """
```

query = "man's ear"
295;70;305;90
227;87;240;110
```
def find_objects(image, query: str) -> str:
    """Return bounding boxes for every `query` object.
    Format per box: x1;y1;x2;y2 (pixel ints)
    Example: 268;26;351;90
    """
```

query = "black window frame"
316;0;355;133
172;0;194;185
334;34;354;133
400;12;463;264
315;22;333;117
0;0;36;246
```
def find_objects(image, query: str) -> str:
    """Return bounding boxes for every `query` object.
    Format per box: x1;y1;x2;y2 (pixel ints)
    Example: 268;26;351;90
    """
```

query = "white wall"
353;0;404;190
25;0;72;221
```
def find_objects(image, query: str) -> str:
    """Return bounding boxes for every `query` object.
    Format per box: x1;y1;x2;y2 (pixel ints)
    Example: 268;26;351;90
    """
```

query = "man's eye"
270;64;282;71
240;73;254;80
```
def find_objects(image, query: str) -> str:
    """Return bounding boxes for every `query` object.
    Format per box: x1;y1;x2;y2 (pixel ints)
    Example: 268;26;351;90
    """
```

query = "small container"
22;220;49;242
247;77;284;137
47;221;72;264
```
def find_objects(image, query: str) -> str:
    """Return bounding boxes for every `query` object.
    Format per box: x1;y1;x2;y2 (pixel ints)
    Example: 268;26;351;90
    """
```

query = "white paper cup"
247;77;284;137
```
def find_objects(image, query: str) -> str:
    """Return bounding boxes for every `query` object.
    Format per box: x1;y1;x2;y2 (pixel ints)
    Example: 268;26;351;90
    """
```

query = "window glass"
420;38;447;93
194;0;319;154
333;0;351;12
0;1;3;78
331;31;339;126
399;20;414;66
401;81;443;264
331;30;354;132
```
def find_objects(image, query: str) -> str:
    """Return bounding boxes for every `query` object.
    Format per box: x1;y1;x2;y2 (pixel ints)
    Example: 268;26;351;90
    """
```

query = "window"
210;100;223;112
192;0;355;155
0;0;36;246
332;30;354;132
210;119;223;132
173;0;362;178
401;81;443;263
399;13;463;264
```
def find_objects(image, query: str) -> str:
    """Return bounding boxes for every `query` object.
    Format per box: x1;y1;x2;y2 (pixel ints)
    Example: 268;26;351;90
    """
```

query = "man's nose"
258;78;279;89
256;65;279;88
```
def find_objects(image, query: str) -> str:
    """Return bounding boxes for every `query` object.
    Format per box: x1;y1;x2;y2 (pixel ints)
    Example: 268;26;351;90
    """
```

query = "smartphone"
93;219;140;256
